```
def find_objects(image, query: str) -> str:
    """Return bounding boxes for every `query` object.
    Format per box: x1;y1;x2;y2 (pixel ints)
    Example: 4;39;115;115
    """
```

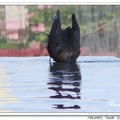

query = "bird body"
47;10;80;63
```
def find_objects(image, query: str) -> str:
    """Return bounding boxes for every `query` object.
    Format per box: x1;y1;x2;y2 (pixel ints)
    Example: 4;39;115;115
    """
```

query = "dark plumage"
47;10;80;63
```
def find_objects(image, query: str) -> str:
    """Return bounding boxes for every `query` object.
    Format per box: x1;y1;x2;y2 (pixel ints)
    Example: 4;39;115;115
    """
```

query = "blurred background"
0;5;120;57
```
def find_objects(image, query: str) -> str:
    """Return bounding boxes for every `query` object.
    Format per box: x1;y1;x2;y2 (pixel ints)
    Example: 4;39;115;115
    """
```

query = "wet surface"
0;56;120;113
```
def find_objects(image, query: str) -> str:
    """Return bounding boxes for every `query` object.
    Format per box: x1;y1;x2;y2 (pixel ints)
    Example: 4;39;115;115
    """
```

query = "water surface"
0;56;120;113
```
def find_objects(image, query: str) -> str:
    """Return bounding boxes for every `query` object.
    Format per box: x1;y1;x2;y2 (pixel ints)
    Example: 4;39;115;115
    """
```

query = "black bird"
47;10;80;63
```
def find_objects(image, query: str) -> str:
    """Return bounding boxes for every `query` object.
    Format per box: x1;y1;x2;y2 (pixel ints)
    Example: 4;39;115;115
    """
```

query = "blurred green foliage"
0;43;20;49
0;37;7;43
27;5;119;43
0;5;119;49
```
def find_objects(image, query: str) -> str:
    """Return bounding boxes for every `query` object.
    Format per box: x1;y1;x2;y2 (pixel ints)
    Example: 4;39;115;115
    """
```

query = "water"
0;56;120;113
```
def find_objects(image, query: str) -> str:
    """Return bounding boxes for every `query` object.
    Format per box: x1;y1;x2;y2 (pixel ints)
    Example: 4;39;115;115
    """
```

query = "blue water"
0;56;120;113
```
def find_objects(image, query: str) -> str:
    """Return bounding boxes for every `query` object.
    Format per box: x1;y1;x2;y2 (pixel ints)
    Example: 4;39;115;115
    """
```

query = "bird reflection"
53;104;80;109
48;62;82;109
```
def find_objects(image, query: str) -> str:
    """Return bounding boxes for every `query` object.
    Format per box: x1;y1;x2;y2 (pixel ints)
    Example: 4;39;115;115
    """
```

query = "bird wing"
70;14;81;57
47;10;62;58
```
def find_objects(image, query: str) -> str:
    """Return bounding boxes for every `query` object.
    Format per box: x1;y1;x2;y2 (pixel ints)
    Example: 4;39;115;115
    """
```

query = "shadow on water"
47;62;82;109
